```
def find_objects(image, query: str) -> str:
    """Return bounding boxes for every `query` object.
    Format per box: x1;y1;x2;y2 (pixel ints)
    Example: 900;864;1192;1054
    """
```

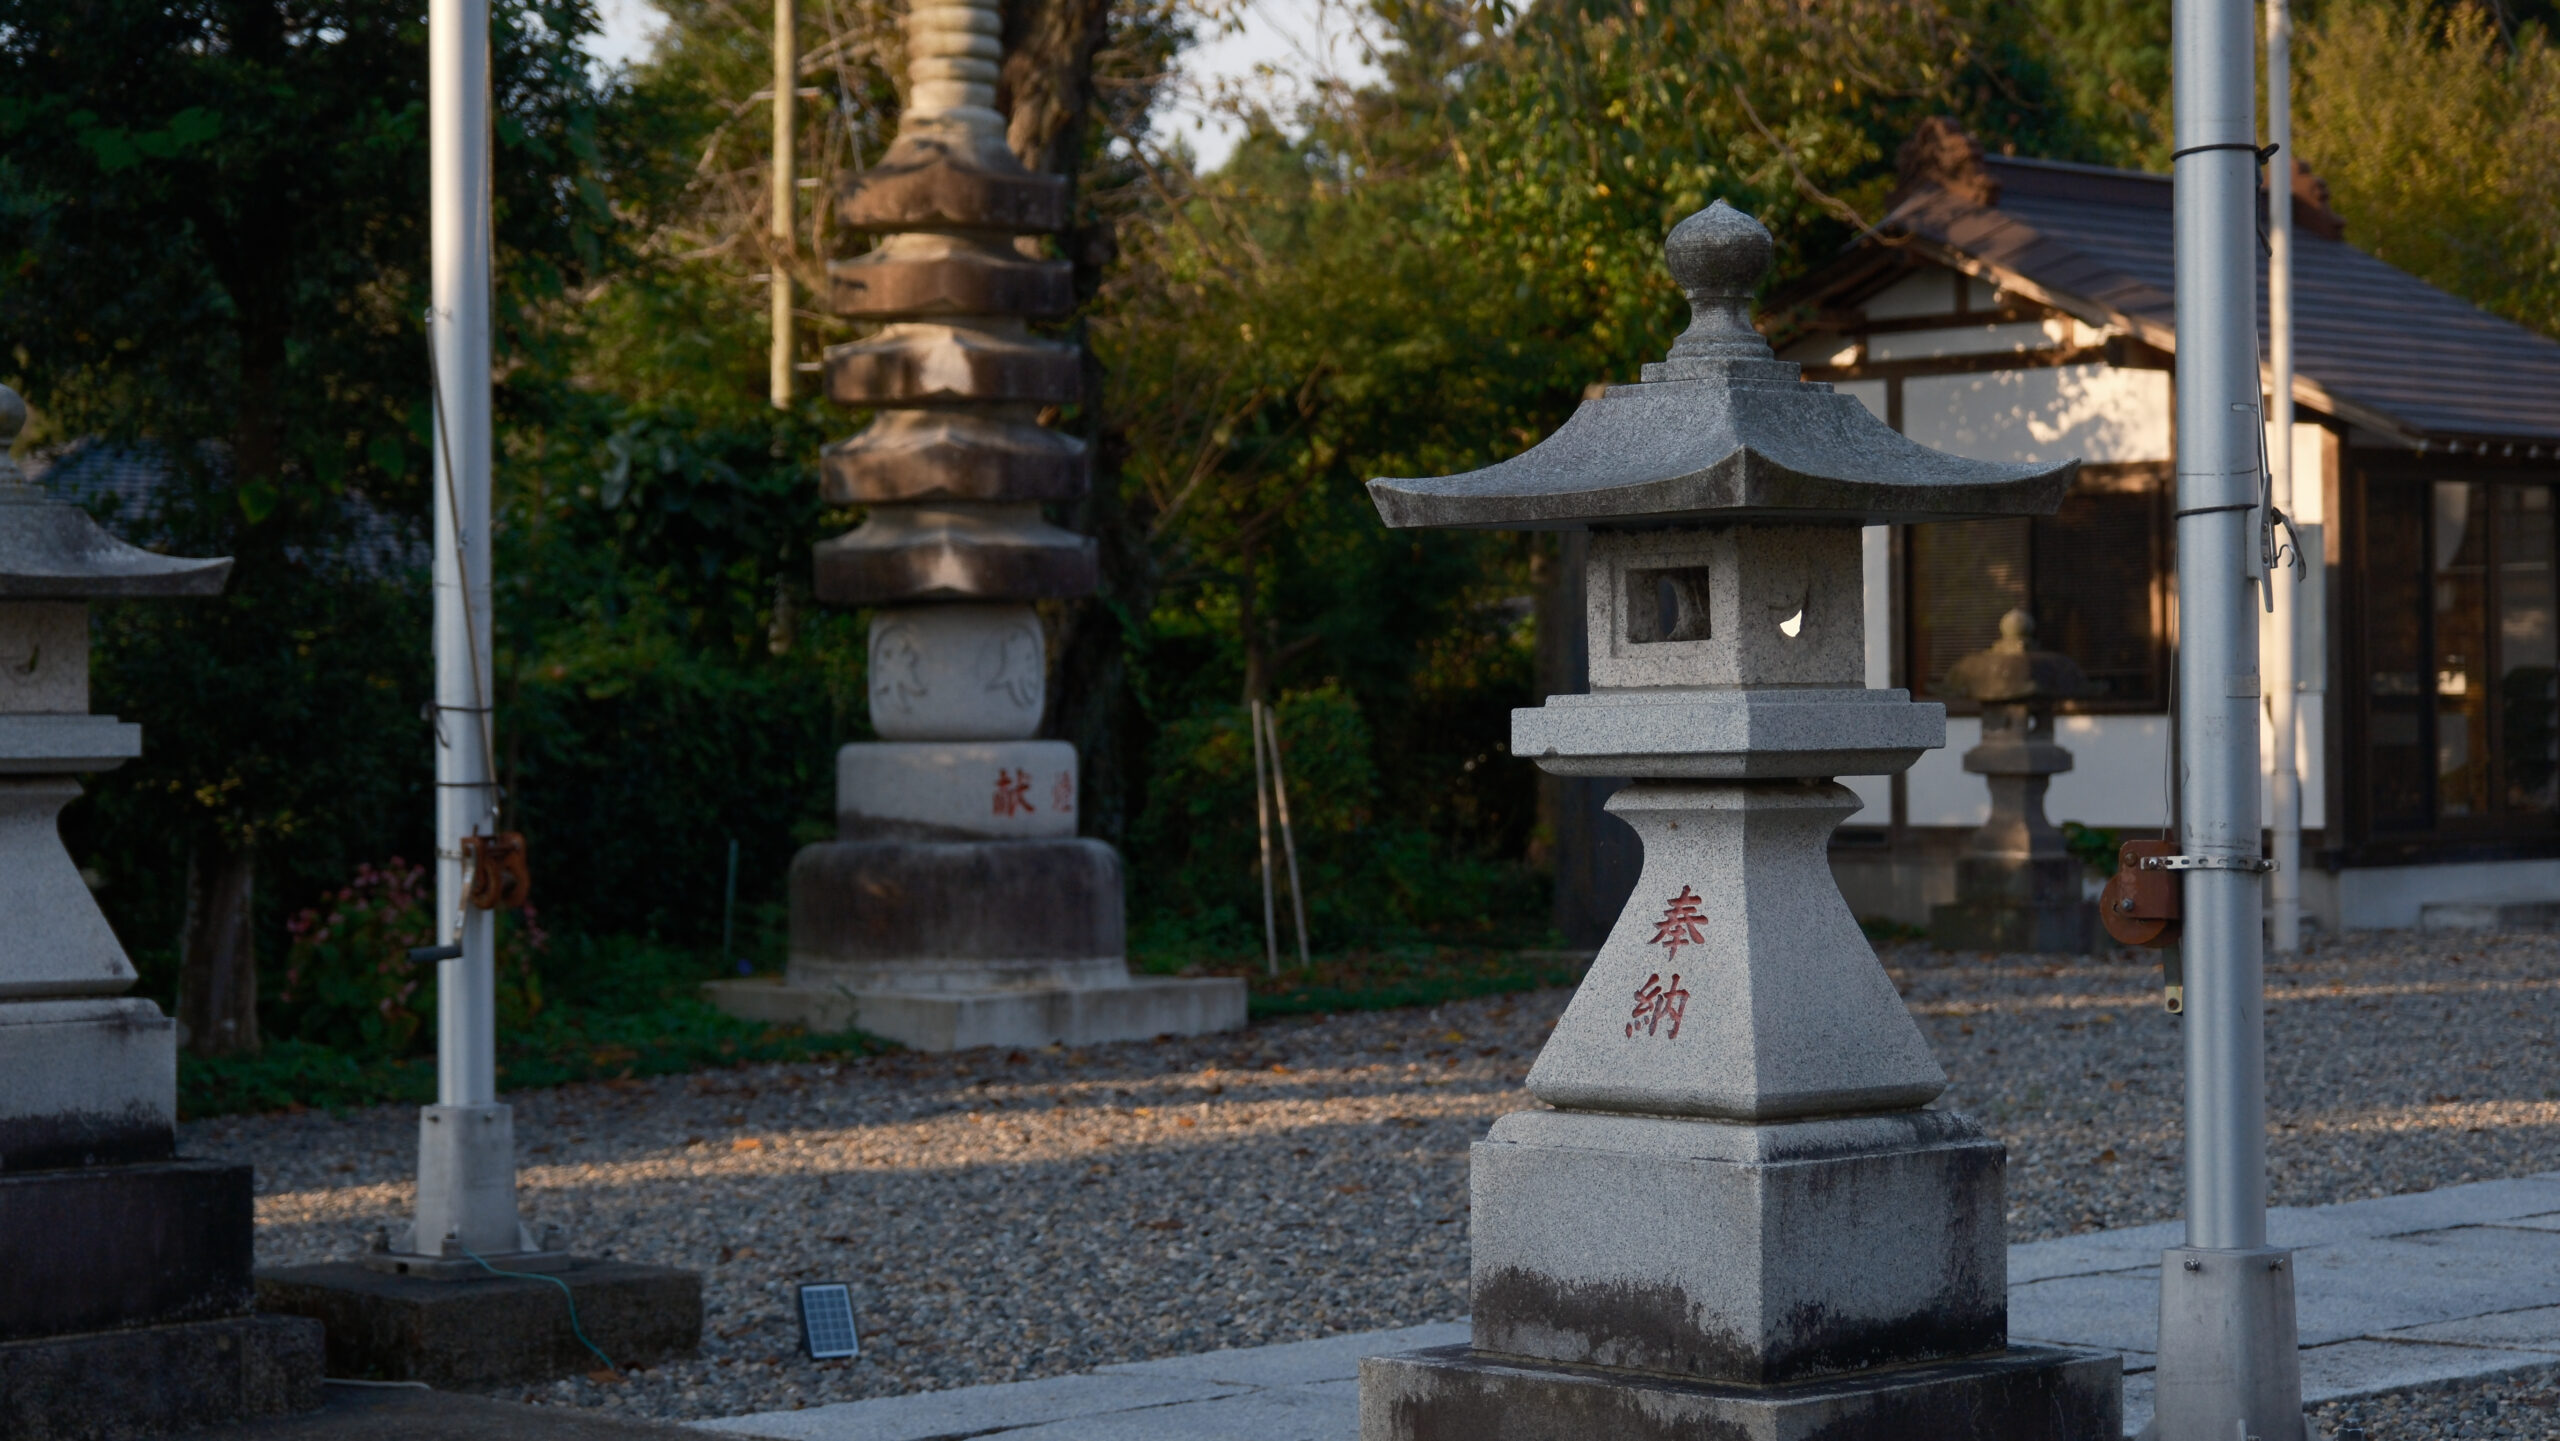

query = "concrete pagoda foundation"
0;385;327;1438
1353;204;2117;1440
707;0;1241;1051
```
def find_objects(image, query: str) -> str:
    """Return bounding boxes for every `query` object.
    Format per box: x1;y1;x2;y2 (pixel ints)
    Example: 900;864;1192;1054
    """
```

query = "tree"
0;0;631;1052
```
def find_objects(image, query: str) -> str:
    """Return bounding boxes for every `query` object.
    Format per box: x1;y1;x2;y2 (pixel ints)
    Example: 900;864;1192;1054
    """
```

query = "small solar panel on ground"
798;1282;860;1359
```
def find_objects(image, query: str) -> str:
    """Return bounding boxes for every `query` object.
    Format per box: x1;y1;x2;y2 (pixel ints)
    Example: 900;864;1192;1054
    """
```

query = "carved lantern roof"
1367;201;2075;532
0;387;231;600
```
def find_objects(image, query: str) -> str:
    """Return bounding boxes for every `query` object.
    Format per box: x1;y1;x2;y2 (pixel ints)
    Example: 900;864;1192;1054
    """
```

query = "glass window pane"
2434;481;2491;819
2499;485;2558;815
1910;517;2030;700
2364;479;2430;829
2032;472;2164;705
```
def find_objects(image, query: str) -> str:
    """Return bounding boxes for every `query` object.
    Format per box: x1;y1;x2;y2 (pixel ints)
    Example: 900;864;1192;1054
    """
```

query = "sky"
580;0;1382;172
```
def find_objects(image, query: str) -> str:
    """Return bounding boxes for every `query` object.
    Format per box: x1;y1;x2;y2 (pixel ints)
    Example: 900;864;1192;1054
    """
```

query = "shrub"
276;859;546;1057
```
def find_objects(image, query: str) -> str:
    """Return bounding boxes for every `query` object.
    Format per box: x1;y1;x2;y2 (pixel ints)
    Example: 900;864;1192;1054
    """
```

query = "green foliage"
2061;820;2123;876
1178;946;1596;1019
273;860;546;1056
2297;0;2560;340
1127;685;1550;954
180;932;890;1119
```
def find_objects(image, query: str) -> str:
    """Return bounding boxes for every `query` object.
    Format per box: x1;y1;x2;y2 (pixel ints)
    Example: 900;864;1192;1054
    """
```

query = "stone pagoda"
1930;609;2100;953
1355;205;2120;1438
0;385;324;1434
709;0;1243;1050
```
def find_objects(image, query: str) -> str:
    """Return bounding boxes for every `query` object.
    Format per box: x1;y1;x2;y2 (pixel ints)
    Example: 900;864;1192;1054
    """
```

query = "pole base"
2145;1246;2309;1441
255;1257;702;1386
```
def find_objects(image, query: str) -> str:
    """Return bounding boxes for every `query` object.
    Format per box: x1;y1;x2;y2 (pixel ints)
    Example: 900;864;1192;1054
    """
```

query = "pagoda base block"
703;974;1245;1052
1929;898;2100;954
0;1313;324;1440
1358;1343;2121;1441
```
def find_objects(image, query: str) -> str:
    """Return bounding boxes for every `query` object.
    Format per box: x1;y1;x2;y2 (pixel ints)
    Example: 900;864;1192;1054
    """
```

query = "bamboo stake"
1250;700;1280;977
1262;700;1312;968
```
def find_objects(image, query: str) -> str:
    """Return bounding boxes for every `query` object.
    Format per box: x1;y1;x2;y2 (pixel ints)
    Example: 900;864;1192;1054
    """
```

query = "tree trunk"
178;838;260;1057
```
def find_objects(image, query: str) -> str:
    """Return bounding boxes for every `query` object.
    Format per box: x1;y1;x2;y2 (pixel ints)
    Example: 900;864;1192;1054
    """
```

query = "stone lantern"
1930;609;2100;953
1354;205;2120;1438
707;0;1244;1050
0;385;323;1433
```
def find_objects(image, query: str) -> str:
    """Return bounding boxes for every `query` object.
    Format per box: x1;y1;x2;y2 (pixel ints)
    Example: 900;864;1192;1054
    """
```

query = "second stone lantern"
1355;204;2120;1438
712;0;1244;1050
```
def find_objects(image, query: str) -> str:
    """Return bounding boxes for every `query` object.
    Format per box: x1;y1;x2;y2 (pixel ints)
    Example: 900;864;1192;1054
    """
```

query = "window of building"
1905;463;2172;711
2351;465;2560;843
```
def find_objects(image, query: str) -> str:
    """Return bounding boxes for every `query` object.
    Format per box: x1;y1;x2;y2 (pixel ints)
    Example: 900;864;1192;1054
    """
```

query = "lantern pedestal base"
1466;1108;2008;1384
1357;1342;2122;1441
703;972;1245;1053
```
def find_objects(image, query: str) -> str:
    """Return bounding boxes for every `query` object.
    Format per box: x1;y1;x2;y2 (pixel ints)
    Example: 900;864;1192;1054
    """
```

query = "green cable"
460;1245;619;1374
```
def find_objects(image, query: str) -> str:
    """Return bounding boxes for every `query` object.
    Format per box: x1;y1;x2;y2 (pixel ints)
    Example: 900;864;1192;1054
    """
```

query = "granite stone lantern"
1929;609;2101;953
706;0;1243;1050
0;385;326;1435
1354;205;2121;1439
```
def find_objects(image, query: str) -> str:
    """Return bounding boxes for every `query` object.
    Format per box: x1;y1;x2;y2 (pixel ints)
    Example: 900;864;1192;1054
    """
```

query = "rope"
459;1245;618;1373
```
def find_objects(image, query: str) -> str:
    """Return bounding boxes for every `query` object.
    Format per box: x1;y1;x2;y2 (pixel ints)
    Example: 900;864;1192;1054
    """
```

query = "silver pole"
2265;0;2302;955
2152;0;2307;1428
413;0;523;1260
770;0;796;409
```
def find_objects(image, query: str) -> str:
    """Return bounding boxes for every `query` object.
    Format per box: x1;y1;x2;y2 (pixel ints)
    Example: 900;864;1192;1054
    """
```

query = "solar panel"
797;1283;861;1360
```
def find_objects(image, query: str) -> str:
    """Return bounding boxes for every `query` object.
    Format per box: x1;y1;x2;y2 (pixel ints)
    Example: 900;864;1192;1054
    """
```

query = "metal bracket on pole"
2138;854;2277;874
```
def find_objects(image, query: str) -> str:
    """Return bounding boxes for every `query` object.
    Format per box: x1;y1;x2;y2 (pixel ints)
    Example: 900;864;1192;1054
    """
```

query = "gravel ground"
184;927;2560;1424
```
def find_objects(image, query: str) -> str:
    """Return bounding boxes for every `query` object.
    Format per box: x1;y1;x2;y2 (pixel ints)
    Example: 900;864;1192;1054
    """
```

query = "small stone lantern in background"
1930;609;2100;953
705;0;1243;1049
1355;205;2120;1438
0;385;324;1433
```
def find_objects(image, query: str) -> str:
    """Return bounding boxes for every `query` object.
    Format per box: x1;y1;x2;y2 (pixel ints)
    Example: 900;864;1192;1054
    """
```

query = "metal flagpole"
411;0;524;1262
2265;0;2303;955
2149;0;2309;1427
770;0;797;409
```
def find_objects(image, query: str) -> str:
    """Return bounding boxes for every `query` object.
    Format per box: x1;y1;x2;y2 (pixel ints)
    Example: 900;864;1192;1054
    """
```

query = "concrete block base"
1929;897;2098;954
704;973;1247;1052
0;1313;324;1440
1468;1108;2006;1382
253;1257;703;1387
1358;1342;2121;1441
0;1159;251;1340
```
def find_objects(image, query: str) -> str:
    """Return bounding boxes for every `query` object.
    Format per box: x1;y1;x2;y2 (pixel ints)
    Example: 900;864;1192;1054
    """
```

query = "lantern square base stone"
1469;1108;2006;1383
1358;1343;2122;1441
0;1313;324;1440
703;974;1245;1053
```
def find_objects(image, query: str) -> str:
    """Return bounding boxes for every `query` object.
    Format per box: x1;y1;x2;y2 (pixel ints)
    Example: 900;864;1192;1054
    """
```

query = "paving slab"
1094;1324;1469;1387
692;1371;1254;1441
699;1176;2560;1441
193;1381;709;1439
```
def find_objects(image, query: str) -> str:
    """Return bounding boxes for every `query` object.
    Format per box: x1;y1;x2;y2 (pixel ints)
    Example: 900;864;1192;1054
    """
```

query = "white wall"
1902;714;2176;830
1905;365;2172;465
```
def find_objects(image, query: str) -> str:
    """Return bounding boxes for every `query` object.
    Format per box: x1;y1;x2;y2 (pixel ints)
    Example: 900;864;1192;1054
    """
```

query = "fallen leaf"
1140;1217;1182;1231
732;1136;763;1152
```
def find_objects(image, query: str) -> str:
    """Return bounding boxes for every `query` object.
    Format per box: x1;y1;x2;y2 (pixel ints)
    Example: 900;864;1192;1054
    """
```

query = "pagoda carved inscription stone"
1353;204;2121;1440
706;0;1242;1051
0;384;325;1435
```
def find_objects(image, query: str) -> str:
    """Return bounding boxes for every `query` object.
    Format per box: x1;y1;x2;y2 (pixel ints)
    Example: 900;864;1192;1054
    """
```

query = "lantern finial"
1662;200;1776;364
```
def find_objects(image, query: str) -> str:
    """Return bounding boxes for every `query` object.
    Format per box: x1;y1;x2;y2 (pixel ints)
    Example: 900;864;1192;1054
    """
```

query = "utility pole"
771;0;797;409
2265;0;2302;955
2149;0;2309;1429
417;0;522;1259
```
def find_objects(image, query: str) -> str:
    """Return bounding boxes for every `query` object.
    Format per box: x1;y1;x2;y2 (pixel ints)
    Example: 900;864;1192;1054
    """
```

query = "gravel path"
184;928;2560;1424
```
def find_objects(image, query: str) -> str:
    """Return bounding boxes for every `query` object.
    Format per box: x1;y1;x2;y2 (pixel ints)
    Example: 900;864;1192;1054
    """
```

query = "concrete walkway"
701;1173;2560;1440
